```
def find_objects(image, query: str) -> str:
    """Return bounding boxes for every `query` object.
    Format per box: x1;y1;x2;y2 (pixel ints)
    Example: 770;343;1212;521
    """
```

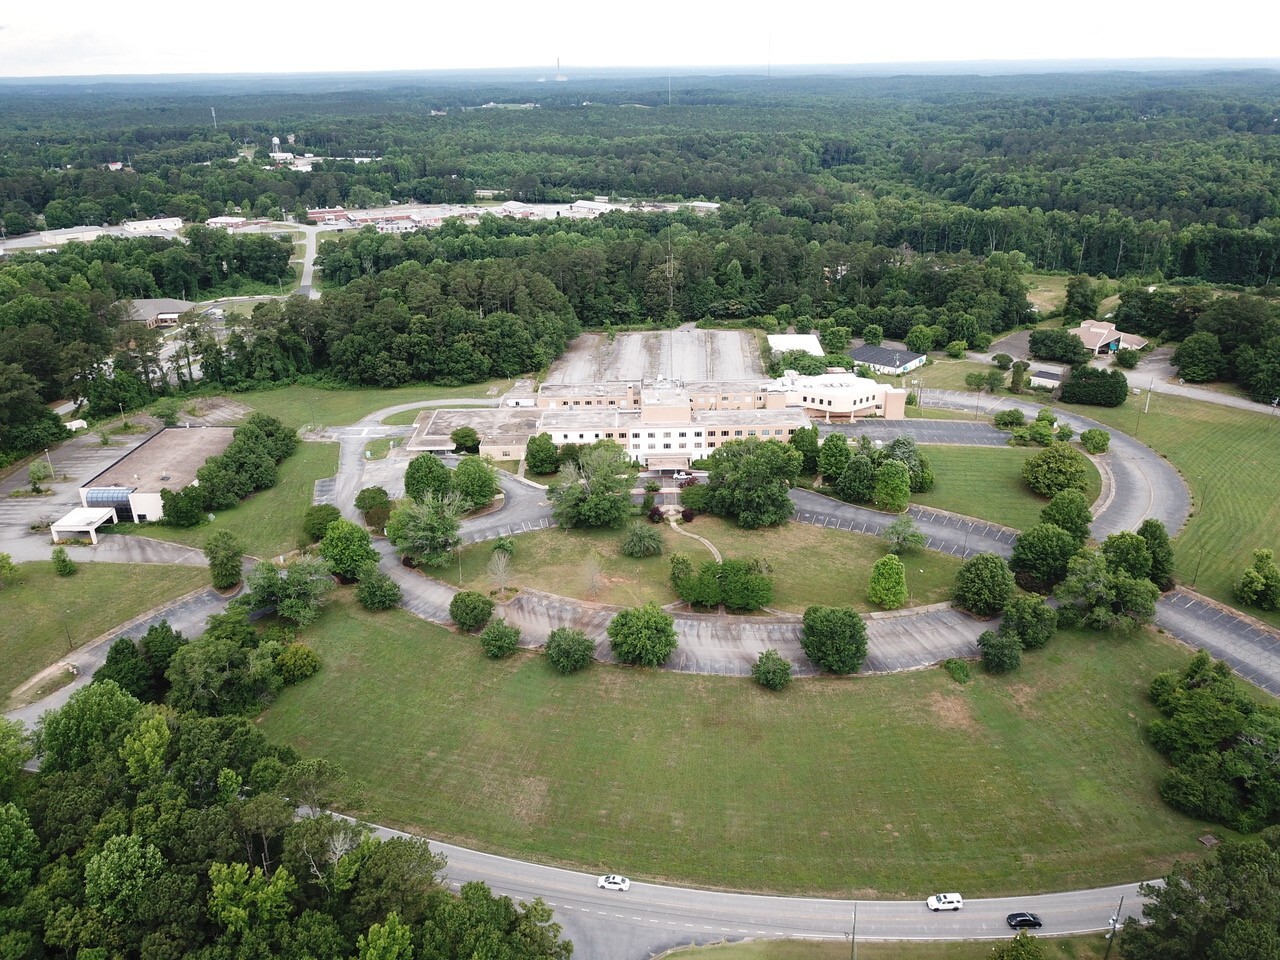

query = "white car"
672;471;692;481
597;874;631;892
926;893;964;912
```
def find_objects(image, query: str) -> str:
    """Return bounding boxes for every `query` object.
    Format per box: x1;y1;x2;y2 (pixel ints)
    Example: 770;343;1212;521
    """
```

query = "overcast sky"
2;0;1278;77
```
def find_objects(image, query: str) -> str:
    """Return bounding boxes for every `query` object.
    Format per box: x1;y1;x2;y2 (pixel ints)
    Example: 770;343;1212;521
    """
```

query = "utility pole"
1103;894;1125;960
849;901;857;960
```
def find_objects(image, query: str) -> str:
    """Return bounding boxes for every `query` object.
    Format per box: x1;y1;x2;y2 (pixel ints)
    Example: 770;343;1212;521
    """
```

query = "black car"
1006;912;1043;929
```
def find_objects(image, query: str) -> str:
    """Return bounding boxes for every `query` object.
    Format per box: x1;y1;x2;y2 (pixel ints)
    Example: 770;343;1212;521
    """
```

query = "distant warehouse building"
848;344;927;376
79;427;236;523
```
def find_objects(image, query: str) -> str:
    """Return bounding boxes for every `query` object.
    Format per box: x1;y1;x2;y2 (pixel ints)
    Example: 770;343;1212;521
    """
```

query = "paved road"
342;813;1150;958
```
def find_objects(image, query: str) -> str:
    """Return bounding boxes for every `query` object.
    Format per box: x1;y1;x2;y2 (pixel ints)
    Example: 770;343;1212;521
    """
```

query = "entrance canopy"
50;507;118;545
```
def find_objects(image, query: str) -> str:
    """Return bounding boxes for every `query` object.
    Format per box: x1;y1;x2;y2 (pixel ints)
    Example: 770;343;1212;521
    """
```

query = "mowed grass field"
1079;392;1280;627
260;597;1214;896
240;380;511;429
0;561;207;701
455;516;963;613
914;445;1102;533
122;442;338;558
682;936;1110;960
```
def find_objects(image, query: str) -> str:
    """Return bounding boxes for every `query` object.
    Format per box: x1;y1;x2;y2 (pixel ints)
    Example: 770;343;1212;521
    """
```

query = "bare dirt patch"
927;691;976;730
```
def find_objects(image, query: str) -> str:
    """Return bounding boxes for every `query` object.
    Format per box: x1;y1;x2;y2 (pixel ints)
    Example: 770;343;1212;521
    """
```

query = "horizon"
3;0;1279;79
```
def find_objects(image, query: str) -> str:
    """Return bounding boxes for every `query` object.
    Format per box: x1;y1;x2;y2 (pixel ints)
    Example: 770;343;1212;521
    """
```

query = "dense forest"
3;69;1280;463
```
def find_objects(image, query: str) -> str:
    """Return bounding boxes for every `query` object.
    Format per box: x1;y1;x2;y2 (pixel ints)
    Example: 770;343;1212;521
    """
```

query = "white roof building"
767;334;825;357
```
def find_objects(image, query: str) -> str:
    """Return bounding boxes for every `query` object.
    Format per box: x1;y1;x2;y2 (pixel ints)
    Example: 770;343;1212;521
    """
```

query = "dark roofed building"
122;298;196;329
848;344;927;376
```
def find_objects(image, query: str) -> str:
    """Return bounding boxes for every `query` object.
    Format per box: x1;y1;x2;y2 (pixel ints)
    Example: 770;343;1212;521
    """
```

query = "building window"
707;441;716;448
663;432;671;439
648;443;655;449
694;431;702;437
748;430;756;436
678;431;687;438
573;400;580;406
584;400;591;406
735;430;743;437
663;443;671;449
678;442;686;449
647;432;655;439
594;433;601;439
608;400;616;405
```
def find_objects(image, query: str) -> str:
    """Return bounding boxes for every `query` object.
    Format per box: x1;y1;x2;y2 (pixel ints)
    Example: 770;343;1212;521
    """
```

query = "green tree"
51;545;76;576
702;437;802;529
718;558;774;612
549;441;634;529
800;605;868;674
0;718;33;802
1236;550;1280;610
85;833;166;923
867;554;908;609
621;523;663;558
94;637;152;700
0;553;18;589
204;530;245;590
788;425;820;474
991;932;1050;960
1054;548;1159;630
403;454;452;503
318;518;379;580
834;454;876;504
356;562;402;610
818;433;851;483
862;325;884;346
479;619;521;659
979;629;1022;673
302;504;342;543
1039;489;1093;545
953;553;1015;616
880;516;926;554
1001;594;1058;650
357;912;415;960
1064;275;1101;322
355;486;392;528
1139;518;1176;591
277;643;321;684
449;591;494;632
525;433;560;475
0;801;40;901
607;603;678;667
905;325;935;354
1173;331;1226;383
36;679;140;773
453;455;499;510
872;459;911;512
544;627;595;674
450;426;481;454
1102;531;1153;581
752;649;793;691
1010;523;1081;592
1021;443;1090;497
246;557;335;627
1122;828;1280;960
386;493;463;567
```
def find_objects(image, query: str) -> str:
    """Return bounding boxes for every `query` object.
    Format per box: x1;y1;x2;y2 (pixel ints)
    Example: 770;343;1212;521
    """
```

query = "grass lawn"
0;561;207;702
240;381;511;429
454;517;962;613
1070;392;1280;627
899;359;1000;394
1024;274;1070;314
119;441;338;558
381;403;498;425
364;438;398;460
260;597;1217;897
678;936;1111;960
913;446;1102;533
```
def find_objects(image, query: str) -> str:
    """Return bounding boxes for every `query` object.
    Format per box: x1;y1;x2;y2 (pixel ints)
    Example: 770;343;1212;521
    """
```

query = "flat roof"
767;334;825;356
86;427;237;493
52;507;117;527
849;344;926;368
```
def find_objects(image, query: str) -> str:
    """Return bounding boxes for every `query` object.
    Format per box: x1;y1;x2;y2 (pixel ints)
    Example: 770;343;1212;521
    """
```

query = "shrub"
800;605;868;674
479;619;521;659
159;486;205;528
681;507;695;523
607;603;678;667
302;504;342;543
1079;428;1111;454
355;563;402;610
51;546;76;577
621;524;663;558
449;591;494;632
355;486;392;528
1055;422;1074;442
752;650;793;691
641;493;655;513
318;519;379;580
545;627;595;674
647;505;665;523
404;454;452;503
993;409;1025;429
993;353;1014;370
867;554;908;609
277;644;321;684
644;480;661;493
1010;523;1082;593
204;530;245;591
872;460;911;513
1039;489;1093;545
944;340;968;358
942;659;971;684
1236;550;1280;611
965;372;987;389
1114;347;1141;369
953;553;1015;616
492;536;516;556
979;629;1022;673
1059;366;1129;407
1021;444;1090;497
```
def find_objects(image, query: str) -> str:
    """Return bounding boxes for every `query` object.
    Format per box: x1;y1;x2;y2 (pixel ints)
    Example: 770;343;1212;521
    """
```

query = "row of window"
555;427;797;443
